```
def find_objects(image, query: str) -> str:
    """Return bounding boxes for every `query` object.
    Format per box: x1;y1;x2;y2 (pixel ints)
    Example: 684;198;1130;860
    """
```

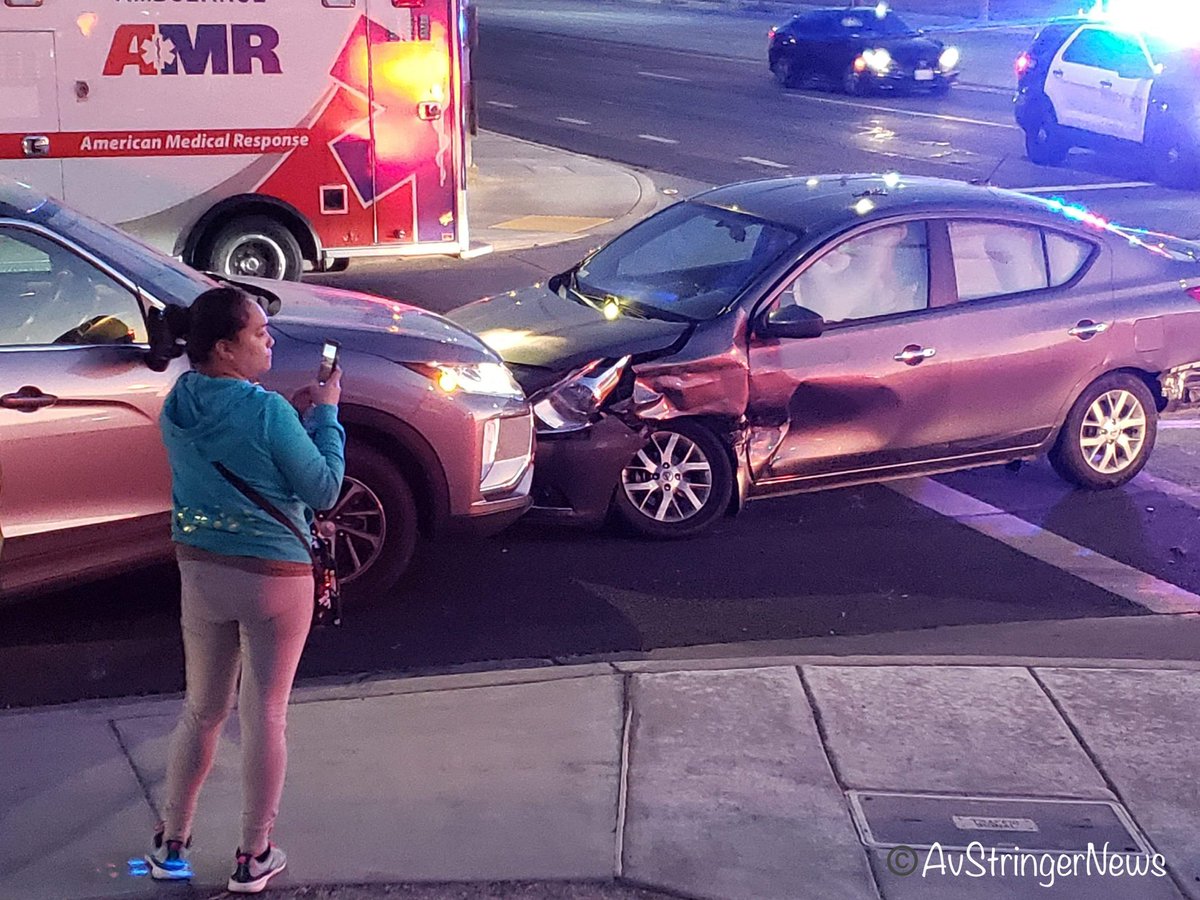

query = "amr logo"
103;24;282;76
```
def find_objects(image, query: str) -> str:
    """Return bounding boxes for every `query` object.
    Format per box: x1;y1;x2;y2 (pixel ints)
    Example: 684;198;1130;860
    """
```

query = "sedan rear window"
950;222;1047;301
574;201;801;320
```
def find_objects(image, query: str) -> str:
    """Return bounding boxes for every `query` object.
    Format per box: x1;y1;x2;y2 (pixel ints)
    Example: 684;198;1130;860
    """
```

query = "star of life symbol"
141;32;177;73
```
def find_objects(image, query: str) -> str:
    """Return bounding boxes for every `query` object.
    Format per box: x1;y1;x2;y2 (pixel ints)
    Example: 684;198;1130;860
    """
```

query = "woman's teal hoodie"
160;371;346;564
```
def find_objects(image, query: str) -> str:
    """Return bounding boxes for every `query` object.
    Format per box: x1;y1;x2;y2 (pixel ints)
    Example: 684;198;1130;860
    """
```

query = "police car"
1014;18;1200;187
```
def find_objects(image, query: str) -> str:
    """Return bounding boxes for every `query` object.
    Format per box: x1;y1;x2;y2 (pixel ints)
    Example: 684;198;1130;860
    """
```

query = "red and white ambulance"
0;0;477;279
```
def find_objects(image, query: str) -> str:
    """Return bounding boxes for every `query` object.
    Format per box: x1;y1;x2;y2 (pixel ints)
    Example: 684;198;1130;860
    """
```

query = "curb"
9;650;1200;718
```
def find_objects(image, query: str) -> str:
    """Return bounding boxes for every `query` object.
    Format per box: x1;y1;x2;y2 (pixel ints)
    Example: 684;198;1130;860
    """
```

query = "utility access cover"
847;792;1151;854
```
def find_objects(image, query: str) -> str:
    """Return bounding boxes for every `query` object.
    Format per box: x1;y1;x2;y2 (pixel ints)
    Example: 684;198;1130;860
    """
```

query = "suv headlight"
939;46;960;70
530;356;630;434
407;362;525;400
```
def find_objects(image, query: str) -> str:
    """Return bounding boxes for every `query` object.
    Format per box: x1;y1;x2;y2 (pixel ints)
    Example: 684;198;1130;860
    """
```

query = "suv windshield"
21;193;213;305
569;202;801;321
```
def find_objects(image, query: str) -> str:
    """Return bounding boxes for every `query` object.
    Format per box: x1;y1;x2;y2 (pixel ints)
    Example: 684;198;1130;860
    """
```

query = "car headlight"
863;48;892;73
407;362;525;400
939;46;960;70
530;356;629;434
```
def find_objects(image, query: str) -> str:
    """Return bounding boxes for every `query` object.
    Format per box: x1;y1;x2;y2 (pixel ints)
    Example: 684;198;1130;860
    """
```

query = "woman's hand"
291;366;342;412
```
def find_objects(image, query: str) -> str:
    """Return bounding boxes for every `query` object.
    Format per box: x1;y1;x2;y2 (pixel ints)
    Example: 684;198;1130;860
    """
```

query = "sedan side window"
949;221;1048;302
0;227;147;347
781;222;929;324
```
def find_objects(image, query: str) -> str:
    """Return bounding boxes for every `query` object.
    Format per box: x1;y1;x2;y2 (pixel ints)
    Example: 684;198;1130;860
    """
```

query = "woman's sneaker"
227;844;287;894
145;828;192;880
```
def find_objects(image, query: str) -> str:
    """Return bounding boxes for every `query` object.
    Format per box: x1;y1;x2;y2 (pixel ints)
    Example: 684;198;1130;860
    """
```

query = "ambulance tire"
206;216;304;282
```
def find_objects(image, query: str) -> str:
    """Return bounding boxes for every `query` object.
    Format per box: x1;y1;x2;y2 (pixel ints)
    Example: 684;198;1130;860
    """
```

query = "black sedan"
449;175;1200;540
769;6;959;95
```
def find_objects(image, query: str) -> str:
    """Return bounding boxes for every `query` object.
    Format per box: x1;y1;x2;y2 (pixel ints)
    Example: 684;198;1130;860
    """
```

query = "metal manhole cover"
847;791;1151;854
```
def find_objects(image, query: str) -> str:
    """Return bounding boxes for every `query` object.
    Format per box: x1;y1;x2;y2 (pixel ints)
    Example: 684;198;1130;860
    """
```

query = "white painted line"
486;101;517;109
1159;419;1200;430
784;92;1020;130
888;477;1200;614
1016;181;1155;194
740;156;790;169
638;133;679;144
637;71;691;82
1134;472;1200;512
556;116;592;125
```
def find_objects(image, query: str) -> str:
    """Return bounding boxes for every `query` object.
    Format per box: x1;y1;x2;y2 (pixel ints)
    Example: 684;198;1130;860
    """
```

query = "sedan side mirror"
756;304;824;340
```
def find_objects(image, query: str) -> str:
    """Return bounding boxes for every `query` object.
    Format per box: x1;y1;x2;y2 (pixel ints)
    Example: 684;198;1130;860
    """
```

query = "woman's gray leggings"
163;557;312;855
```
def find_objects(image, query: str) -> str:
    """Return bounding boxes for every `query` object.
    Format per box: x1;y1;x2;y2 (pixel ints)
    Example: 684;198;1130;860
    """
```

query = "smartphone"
317;340;340;385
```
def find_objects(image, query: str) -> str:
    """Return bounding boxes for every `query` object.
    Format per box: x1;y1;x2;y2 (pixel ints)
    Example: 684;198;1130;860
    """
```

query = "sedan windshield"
28;197;214;305
571;201;801;320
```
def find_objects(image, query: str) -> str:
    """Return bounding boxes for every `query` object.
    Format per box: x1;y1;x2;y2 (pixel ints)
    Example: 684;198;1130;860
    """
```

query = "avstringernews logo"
885;842;1168;889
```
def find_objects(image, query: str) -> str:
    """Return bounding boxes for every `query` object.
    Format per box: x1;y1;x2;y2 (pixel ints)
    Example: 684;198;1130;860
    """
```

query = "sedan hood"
238;277;499;365
865;35;944;66
447;284;691;377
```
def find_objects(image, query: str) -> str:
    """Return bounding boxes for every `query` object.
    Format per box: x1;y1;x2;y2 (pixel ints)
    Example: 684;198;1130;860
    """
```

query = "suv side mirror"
756;304;824;339
146;304;186;372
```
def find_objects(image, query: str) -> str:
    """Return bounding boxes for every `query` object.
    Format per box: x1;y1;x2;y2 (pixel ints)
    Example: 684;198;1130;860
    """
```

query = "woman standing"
146;286;344;894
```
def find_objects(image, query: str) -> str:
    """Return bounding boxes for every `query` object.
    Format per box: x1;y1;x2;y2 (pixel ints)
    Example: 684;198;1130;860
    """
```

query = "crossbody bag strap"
211;461;316;562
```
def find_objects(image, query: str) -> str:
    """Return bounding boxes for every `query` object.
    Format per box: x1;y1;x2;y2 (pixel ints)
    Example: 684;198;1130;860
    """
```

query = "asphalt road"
5;4;1200;708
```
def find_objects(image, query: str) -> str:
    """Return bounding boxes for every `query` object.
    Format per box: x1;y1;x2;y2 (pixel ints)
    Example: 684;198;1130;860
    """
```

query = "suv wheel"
1153;130;1200;190
1024;110;1069;166
1048;373;1157;490
612;422;733;539
324;443;419;600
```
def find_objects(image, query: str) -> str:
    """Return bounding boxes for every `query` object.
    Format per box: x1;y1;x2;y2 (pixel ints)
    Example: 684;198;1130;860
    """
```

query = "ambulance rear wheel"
206;216;304;281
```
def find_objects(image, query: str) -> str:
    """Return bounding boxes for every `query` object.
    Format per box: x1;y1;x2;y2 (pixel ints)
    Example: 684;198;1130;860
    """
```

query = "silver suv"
0;178;534;601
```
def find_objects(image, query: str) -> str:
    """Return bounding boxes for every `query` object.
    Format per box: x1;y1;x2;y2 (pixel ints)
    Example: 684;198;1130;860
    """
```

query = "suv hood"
447;284;691;377
237;277;500;365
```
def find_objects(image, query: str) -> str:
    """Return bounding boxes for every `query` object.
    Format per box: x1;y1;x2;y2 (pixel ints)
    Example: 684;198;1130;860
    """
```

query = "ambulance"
0;0;477;279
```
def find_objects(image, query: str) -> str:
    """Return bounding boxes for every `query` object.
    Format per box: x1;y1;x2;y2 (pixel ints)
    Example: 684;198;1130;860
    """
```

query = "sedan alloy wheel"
1050;373;1157;490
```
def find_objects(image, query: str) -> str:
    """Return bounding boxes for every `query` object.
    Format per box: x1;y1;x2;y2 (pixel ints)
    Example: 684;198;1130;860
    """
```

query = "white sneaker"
145;828;192;880
227;844;287;894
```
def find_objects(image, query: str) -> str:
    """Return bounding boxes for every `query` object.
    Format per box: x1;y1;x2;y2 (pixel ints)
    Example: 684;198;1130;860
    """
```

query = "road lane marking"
486;101;517;109
638;133;679;144
740;156;789;168
1016;182;1156;193
638;71;691;82
784;92;1020;130
556;116;592;125
888;477;1200;614
1134;472;1200;512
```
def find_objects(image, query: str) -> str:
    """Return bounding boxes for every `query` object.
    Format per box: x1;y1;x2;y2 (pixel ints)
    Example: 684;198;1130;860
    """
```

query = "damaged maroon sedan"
449;175;1200;538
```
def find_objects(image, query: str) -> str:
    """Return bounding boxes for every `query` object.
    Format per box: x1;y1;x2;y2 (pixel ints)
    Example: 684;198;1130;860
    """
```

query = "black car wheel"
771;55;796;88
325;443;419;600
842;66;863;96
612;422;733;539
1024;109;1069;166
1048;373;1157;490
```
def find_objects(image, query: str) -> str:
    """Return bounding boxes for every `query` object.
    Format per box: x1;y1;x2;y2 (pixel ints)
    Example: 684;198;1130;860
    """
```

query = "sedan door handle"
0;386;58;412
894;345;936;365
1052;68;1064;77
1068;320;1110;339
1099;79;1113;88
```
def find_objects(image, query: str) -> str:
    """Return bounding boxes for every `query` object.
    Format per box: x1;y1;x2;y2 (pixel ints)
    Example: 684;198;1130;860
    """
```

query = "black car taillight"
1015;51;1035;79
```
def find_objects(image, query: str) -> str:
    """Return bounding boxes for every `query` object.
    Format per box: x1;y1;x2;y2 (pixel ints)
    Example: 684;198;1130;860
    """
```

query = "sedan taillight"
1015;51;1035;77
1186;285;1200;302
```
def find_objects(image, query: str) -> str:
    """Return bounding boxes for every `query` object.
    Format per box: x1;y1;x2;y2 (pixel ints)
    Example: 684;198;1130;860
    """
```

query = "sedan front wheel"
612;422;733;539
1049;373;1157;490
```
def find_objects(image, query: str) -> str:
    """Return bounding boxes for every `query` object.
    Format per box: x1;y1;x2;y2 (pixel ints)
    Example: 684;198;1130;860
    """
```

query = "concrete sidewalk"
2;658;1199;900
